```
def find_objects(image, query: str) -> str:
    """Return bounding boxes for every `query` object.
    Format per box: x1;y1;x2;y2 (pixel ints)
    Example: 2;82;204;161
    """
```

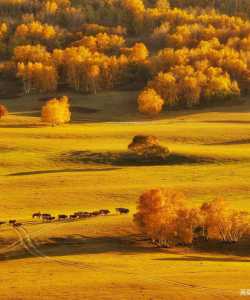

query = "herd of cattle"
0;208;130;228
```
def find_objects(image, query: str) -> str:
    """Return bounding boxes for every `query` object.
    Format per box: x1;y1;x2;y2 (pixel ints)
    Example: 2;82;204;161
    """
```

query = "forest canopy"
0;0;249;114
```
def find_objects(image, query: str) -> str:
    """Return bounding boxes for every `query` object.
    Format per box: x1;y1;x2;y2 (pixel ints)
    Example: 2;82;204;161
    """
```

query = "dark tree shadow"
71;106;100;114
0;234;161;261
7;167;121;176
0;124;43;129
205;138;250;146
191;239;250;257
154;256;250;263
60;151;215;167
2;234;250;262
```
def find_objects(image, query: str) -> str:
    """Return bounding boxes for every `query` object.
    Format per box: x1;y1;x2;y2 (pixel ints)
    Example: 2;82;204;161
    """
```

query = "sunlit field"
0;91;250;299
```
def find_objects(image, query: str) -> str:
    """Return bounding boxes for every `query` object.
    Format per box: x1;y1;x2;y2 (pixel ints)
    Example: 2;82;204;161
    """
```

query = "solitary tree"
41;96;71;125
128;135;169;159
138;88;164;116
0;104;8;119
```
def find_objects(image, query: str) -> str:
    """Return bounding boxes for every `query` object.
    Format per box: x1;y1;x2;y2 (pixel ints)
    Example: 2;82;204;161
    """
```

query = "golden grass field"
0;91;250;299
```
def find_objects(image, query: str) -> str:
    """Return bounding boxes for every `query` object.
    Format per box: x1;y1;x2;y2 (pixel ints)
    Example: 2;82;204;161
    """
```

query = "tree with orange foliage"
86;64;100;94
0;23;8;40
200;197;250;242
134;188;200;247
0;104;8;119
14;21;57;47
17;62;58;94
148;72;179;108
137;88;164;116
14;44;51;64
128;135;170;159
44;1;58;15
122;43;149;62
135;189;250;247
130;43;149;62
41;96;71;125
122;0;145;35
74;33;125;53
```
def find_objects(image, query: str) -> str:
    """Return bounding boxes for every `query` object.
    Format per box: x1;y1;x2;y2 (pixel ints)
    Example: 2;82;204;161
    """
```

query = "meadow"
0;91;250;299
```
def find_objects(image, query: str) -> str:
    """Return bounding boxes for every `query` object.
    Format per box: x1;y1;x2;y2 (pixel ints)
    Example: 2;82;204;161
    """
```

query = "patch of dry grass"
0;91;250;299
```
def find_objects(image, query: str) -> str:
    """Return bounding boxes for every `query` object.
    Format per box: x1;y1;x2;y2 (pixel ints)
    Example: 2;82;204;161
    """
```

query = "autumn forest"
1;1;250;300
0;0;249;115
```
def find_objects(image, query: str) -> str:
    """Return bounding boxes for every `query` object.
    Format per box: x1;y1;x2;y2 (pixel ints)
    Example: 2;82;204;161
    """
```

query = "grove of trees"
134;188;250;247
0;0;249;115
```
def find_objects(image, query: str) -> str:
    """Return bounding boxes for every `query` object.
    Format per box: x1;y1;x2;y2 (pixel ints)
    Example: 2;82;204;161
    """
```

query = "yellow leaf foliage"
137;88;164;116
41;96;71;125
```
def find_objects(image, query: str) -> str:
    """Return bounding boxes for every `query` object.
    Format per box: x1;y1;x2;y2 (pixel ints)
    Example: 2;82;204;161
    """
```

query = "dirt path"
0;224;60;255
12;226;236;299
13;226;88;269
0;214;116;256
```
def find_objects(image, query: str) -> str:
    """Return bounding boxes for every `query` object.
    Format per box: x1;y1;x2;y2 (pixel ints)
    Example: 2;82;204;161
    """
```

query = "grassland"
0;91;250;299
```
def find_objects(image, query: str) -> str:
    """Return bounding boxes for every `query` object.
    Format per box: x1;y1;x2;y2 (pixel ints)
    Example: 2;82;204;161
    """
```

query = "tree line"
0;0;249;115
134;188;250;247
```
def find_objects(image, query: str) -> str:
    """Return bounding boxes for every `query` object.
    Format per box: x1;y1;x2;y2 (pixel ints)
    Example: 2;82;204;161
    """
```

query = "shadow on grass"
7;167;121;176
0;123;43;129
71;106;100;114
2;234;250;262
205;138;250;146
154;256;250;263
191;239;250;257
60;151;214;167
0;234;161;261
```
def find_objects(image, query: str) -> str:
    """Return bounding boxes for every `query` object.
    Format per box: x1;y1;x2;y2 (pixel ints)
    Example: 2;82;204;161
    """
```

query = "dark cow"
9;220;16;225
116;208;130;214
41;214;52;222
32;212;41;219
0;221;5;226
58;214;68;221
91;211;101;216
99;209;110;215
82;212;92;218
43;216;55;222
69;214;77;220
41;213;51;218
13;223;22;227
76;212;92;218
74;212;84;217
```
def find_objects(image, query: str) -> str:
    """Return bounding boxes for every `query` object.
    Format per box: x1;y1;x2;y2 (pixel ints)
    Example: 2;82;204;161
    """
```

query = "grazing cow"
82;212;92;218
41;214;52;222
32;212;41;219
9;220;16;225
58;214;68;221
41;213;51;218
69;214;77;220
91;211;101;216
99;209;110;215
43;216;55;222
76;212;92;218
74;212;84;218
116;208;130;214
0;221;5;226
13;223;22;227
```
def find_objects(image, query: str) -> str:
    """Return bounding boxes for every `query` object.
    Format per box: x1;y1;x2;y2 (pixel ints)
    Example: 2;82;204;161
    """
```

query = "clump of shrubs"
0;104;8;119
134;188;250;248
128;135;170;161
